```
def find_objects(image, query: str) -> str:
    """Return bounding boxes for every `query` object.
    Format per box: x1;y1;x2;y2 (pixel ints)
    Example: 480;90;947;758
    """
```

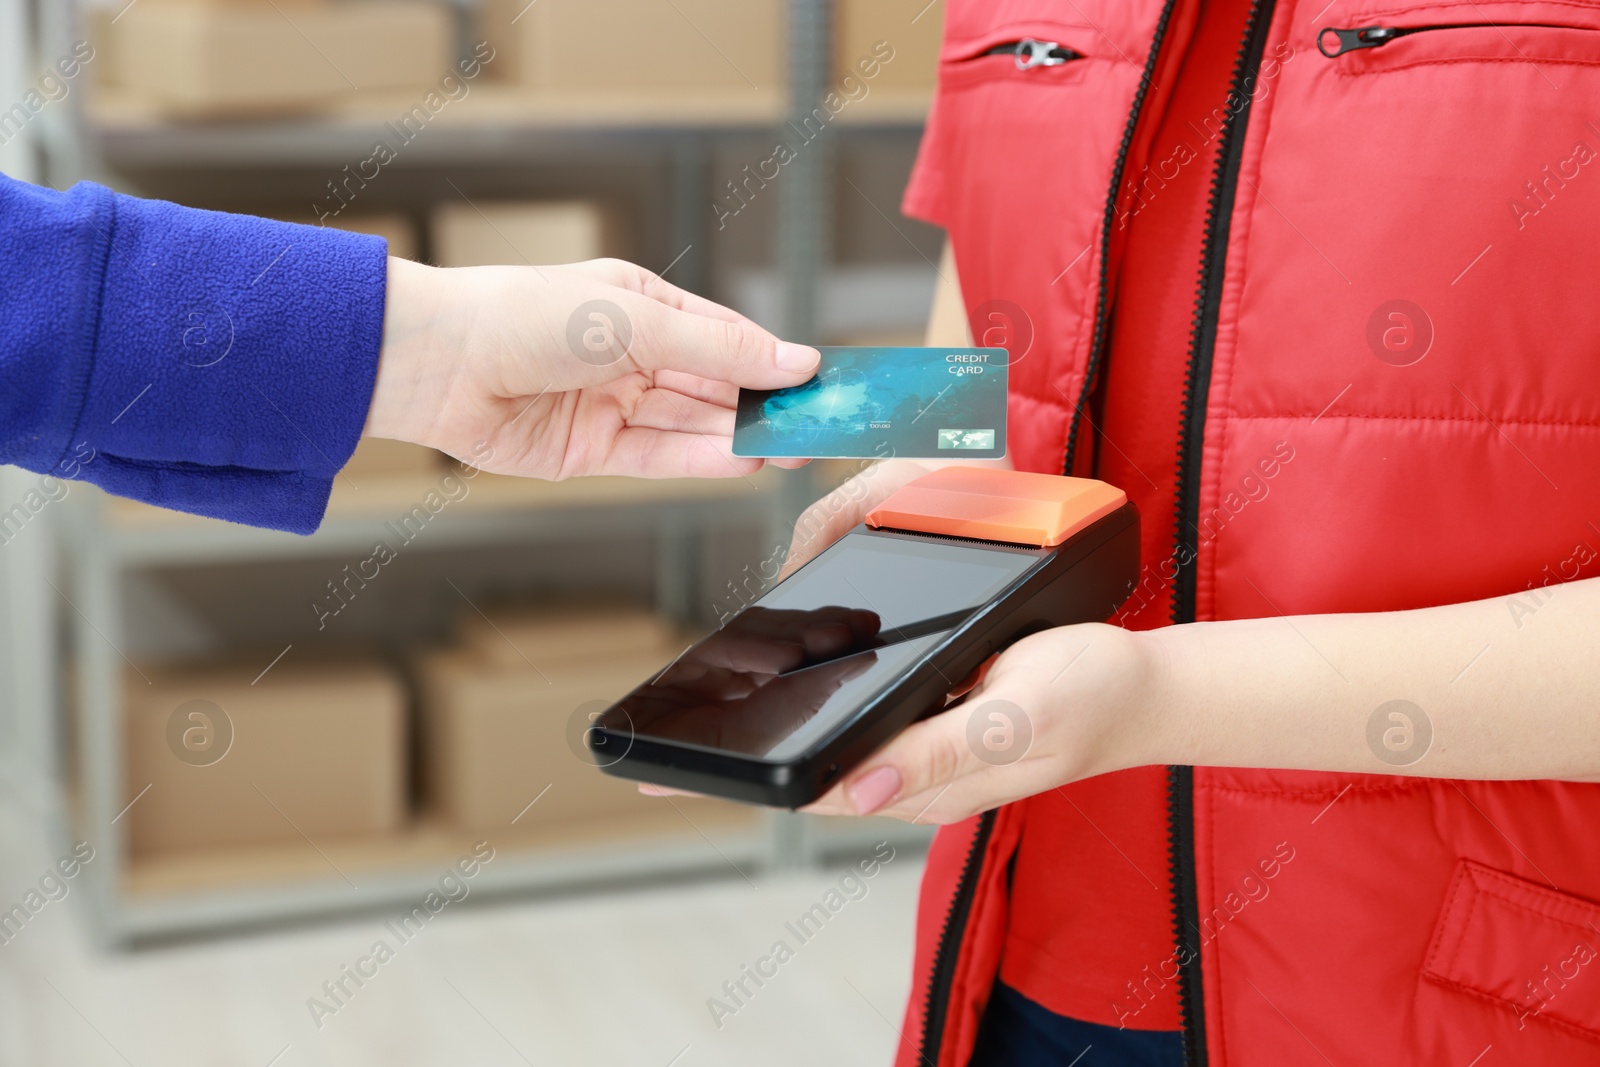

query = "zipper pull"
1013;38;1075;69
1318;25;1401;57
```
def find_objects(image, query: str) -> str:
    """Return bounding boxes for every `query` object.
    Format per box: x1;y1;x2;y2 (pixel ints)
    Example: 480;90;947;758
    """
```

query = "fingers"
557;259;819;388
801;697;1040;824
596;426;764;480
652;369;738;408
650;373;814;460
845;713;977;816
624;391;817;461
615;292;820;391
647;375;819;470
628;389;736;438
638;783;708;799
567;258;753;327
947;653;1000;701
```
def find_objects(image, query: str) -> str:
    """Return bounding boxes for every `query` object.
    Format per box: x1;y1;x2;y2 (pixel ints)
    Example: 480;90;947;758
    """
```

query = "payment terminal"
587;467;1140;807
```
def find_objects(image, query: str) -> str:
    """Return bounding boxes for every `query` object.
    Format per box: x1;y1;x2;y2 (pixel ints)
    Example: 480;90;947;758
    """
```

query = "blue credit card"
733;346;1009;459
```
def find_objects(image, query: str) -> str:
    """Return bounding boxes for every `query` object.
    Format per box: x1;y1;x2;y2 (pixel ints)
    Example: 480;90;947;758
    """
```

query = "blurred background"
0;1;948;1062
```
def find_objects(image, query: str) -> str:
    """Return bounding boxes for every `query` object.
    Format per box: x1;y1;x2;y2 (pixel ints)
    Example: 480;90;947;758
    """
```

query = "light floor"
0;797;927;1067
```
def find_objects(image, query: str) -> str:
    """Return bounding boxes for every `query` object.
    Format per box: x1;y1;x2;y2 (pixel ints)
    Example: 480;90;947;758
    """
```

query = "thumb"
843;708;981;816
843;694;1036;818
624;297;820;389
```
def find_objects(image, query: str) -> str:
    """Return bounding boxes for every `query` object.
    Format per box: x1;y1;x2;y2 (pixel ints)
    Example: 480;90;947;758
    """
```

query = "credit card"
733;346;1008;460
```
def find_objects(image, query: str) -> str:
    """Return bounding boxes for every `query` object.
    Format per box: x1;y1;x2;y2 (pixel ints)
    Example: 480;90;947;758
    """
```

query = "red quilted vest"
895;1;1600;1064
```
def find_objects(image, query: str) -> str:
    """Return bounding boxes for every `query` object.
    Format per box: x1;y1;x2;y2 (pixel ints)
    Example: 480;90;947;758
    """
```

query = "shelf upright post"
37;0;132;947
66;492;133;948
767;0;835;872
779;0;833;352
37;0;110;192
0;0;77;865
659;139;712;628
669;136;711;298
775;0;836;543
0;483;61;830
654;505;700;628
0;0;36;800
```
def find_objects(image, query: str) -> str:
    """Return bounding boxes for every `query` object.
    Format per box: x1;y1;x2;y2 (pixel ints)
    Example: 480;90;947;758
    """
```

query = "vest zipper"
1061;0;1182;475
929;0;1186;1058
1317;21;1584;57
979;38;1083;69
919;21;1182;1067
1170;0;1278;1064
916;809;995;1065
1166;764;1203;1064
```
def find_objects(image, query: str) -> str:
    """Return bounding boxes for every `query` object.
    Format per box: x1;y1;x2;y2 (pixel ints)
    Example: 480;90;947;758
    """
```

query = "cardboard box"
417;607;721;829
103;0;454;117
124;659;407;855
342;437;443;478
319;212;419;262
459;603;680;669
431;200;616;267
835;0;943;92
417;648;668;828
482;0;783;95
85;5;118;93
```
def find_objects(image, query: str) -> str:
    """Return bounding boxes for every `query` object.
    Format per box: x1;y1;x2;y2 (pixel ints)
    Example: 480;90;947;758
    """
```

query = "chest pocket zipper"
1319;22;1587;57
977;38;1084;69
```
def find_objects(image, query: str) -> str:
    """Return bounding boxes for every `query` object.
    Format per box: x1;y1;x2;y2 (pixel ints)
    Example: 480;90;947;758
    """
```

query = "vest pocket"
936;28;1100;92
1313;7;1600;72
1422;859;1600;1043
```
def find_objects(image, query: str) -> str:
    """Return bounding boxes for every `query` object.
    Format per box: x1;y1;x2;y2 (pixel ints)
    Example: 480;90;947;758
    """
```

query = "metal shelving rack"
62;475;802;944
14;0;937;947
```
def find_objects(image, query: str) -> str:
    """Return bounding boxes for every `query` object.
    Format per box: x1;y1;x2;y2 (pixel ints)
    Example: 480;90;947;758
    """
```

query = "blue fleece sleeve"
0;172;387;534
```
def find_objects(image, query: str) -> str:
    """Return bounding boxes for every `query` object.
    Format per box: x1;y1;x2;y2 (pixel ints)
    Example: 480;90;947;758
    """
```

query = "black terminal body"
587;502;1139;808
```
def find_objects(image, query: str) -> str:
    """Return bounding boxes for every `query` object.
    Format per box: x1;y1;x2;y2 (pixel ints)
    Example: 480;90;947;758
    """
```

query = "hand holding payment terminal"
588;468;1140;808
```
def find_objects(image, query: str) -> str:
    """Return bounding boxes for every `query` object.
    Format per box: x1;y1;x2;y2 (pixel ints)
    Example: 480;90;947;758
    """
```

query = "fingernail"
775;342;820;373
849;766;901;815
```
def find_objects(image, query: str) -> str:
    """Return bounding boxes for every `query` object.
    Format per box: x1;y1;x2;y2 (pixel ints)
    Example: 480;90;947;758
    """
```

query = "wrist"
1125;623;1202;769
366;257;451;445
1093;623;1183;776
